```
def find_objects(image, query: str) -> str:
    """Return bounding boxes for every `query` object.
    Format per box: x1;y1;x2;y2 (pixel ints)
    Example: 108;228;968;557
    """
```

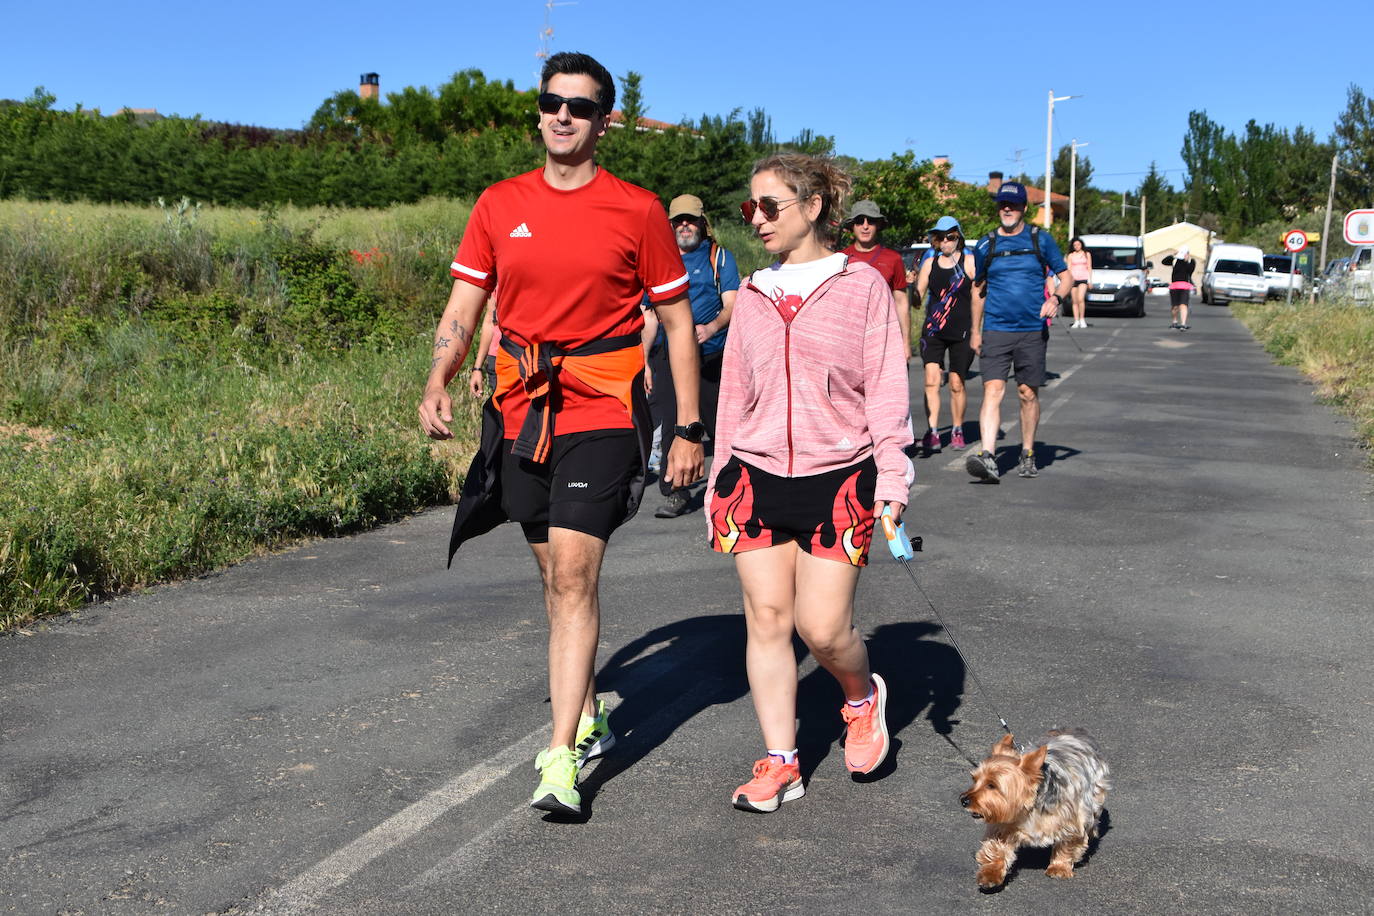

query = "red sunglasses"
740;196;798;222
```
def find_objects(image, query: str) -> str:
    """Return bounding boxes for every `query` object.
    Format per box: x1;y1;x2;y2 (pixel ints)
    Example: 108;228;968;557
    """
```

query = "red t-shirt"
842;244;908;291
451;168;688;435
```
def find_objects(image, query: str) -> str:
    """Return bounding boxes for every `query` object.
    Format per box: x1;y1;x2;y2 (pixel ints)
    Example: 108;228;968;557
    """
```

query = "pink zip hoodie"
706;258;914;514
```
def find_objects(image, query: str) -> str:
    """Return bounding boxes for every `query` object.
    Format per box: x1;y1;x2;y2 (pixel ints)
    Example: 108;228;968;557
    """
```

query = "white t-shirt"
750;253;846;319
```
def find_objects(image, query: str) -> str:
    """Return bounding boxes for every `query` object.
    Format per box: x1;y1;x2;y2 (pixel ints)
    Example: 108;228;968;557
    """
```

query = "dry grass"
1232;301;1374;461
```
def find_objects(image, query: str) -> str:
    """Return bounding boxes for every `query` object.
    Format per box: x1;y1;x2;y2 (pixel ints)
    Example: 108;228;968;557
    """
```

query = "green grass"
0;325;482;629
1232;300;1374;463
0;198;484;630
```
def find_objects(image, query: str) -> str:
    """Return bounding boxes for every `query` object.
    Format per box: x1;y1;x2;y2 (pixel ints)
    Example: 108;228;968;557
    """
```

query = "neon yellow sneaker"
574;698;616;768
531;746;581;815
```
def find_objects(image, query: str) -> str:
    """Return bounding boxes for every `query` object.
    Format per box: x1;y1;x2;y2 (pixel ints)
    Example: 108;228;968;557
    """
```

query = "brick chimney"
987;170;1004;192
360;73;380;100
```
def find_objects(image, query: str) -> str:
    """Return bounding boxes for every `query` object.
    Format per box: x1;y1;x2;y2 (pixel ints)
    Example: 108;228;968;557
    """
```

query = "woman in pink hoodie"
708;153;914;812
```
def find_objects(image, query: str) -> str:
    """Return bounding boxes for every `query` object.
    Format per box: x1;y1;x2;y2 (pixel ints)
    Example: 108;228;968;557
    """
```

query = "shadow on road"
574;614;748;812
565;616;971;815
796;621;967;783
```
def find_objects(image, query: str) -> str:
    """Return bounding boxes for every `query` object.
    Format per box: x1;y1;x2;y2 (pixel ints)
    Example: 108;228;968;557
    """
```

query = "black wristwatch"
674;421;707;443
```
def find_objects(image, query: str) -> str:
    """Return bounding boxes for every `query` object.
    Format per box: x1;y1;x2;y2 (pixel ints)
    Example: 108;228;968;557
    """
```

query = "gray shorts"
980;328;1048;388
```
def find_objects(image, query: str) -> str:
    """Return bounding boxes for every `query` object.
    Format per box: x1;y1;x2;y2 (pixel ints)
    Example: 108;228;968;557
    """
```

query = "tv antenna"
535;1;577;64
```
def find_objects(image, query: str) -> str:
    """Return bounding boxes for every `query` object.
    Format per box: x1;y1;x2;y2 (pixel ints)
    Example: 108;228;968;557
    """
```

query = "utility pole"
1069;139;1088;240
1320;152;1337;273
1045;90;1079;229
1140;194;1147;238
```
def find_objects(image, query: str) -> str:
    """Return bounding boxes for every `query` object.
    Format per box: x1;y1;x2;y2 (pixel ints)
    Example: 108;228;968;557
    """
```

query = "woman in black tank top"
913;217;979;453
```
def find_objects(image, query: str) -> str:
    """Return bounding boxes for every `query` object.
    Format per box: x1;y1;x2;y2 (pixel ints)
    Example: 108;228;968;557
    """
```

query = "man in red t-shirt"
841;200;911;356
417;52;704;817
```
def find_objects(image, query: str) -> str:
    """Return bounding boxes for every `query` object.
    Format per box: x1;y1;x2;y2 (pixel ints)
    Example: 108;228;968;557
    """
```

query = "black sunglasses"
670;215;703;227
930;231;962;242
740;196;798;222
537;92;602;120
850;216;880;227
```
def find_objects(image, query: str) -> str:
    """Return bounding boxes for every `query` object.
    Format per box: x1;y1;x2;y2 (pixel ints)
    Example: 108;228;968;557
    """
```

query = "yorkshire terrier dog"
959;729;1110;890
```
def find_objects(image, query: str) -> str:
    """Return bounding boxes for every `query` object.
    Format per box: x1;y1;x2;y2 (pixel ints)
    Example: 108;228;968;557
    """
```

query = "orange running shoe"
732;756;804;812
841;673;890;774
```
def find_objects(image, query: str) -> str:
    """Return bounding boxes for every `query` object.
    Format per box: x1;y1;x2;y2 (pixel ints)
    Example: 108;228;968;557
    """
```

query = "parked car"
1202;243;1267;305
1347;245;1373;303
900;242;931;275
1148;277;1169;291
1316;257;1351;299
1262;254;1306;299
1080;233;1150;317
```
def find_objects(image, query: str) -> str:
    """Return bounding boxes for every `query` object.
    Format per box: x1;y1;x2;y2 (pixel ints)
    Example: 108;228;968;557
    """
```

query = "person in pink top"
1066;237;1093;328
707;152;914;813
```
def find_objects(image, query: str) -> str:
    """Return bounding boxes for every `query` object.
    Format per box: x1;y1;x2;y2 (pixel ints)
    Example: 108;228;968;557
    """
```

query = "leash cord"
895;557;1015;738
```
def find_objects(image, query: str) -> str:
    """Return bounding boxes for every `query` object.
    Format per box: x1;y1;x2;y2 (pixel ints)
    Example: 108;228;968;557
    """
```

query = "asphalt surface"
3;292;1372;915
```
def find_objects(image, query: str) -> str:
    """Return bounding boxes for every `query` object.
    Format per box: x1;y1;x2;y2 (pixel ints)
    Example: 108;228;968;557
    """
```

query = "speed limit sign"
1283;229;1308;253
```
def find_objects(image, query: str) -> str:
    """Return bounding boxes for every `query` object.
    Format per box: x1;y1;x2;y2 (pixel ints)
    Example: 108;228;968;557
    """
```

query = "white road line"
406;674;733;891
254;727;550;914
1040;391;1075;425
253;633;728;914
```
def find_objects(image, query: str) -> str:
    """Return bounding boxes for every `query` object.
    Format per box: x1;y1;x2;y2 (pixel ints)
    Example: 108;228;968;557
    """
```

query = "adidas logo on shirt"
838;437;853;449
509;223;532;238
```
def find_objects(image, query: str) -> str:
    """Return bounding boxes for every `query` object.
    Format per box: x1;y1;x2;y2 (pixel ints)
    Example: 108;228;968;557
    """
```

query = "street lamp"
1045;91;1080;229
1069;139;1089;240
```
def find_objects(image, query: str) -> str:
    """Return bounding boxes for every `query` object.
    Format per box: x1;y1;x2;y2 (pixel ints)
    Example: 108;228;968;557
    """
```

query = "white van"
1202;243;1266;305
1079;234;1149;317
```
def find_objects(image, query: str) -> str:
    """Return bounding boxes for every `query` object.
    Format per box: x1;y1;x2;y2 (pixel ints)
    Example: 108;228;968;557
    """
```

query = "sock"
767;748;798;764
846;686;876;708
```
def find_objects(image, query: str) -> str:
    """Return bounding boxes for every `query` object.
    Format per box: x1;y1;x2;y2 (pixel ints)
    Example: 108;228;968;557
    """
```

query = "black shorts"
1170;289;1191;307
709;456;877;567
919;334;975;377
500;429;639;544
980;328;1048;389
1072;279;1088;287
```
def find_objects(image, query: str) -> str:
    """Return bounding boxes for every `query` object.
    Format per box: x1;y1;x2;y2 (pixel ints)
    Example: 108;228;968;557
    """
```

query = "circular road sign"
1283;229;1308;253
1344;209;1374;245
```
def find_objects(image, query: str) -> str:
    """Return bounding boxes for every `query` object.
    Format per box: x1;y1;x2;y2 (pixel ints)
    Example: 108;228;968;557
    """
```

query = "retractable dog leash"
1049;312;1084;352
880;508;1017;741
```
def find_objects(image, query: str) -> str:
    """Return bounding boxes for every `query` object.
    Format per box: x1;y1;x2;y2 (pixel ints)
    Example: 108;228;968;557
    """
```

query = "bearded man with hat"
842;199;911;357
641;193;741;518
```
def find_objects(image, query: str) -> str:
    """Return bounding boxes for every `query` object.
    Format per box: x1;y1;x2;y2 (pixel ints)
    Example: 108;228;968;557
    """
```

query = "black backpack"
973;225;1050;287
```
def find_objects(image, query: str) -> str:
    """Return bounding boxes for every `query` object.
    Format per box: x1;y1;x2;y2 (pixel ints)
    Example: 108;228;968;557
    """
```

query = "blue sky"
3;0;1365;194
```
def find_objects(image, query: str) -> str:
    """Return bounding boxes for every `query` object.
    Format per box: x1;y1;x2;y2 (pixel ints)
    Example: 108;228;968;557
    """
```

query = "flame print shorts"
709;455;877;566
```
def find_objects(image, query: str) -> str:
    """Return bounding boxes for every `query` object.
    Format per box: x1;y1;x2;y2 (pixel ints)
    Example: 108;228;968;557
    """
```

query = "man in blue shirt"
643;193;740;516
966;181;1071;482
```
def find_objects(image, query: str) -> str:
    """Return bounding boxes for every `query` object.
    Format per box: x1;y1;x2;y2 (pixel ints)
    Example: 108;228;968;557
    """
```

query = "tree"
1333;83;1374;209
1051;142;1092;197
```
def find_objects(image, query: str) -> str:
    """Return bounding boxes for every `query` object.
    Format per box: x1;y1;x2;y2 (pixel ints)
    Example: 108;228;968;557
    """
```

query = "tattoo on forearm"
430;357;442;370
449;320;471;345
436;336;451;349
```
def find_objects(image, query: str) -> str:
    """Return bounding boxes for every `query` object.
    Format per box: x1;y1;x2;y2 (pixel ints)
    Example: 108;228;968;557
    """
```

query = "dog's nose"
959;794;971;808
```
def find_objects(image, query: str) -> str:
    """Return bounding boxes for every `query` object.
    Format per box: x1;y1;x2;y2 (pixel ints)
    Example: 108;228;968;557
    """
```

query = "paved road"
3;294;1372;915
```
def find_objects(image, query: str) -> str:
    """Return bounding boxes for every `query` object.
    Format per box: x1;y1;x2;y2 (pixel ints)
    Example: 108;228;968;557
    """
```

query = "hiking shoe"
575;698;615;768
732;756;804;813
654;489;690;518
841;673;890;774
1169;321;1179;329
950;426;967;450
1179;324;1190;331
531;746;581;815
966;450;999;483
922;428;942;453
1017;450;1039;478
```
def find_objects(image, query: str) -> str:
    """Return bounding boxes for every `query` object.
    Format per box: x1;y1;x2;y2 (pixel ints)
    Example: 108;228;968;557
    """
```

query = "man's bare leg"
979;379;1006;453
529;527;605;751
1017;382;1040;452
